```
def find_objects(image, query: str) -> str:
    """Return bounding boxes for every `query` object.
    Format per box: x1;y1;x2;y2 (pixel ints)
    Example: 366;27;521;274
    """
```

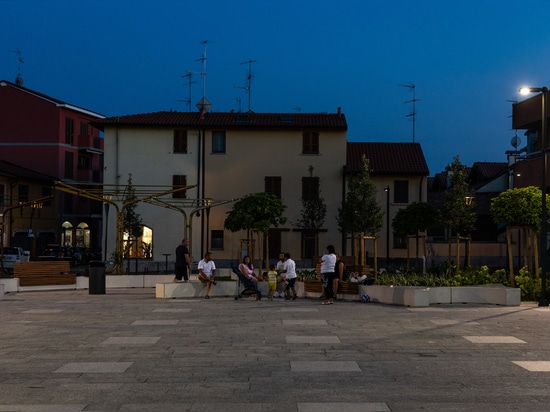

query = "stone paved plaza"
1;288;550;411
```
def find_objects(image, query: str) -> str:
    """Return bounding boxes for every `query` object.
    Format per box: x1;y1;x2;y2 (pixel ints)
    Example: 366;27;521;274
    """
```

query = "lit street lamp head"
519;86;545;94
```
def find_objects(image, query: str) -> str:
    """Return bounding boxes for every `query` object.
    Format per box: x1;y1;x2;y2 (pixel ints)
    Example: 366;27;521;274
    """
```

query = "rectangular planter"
359;285;520;307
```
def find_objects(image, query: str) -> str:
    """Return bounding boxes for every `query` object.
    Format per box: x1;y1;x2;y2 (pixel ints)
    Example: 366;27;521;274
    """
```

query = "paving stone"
1;290;550;411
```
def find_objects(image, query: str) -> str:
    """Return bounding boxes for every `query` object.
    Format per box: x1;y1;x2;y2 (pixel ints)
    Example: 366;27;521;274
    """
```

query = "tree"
296;165;327;259
490;186;550;284
392;201;441;269
337;155;383;269
441;156;476;275
224;192;287;272
122;174;143;262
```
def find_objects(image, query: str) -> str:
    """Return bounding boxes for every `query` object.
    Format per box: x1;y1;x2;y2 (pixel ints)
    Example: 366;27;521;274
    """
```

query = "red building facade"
0;79;105;255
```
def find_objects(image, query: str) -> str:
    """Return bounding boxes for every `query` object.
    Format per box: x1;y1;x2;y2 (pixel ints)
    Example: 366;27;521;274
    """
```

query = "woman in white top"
319;245;336;305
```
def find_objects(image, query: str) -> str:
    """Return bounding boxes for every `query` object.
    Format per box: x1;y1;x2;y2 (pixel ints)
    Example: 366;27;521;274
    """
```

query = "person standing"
333;253;346;301
275;252;286;297
282;252;298;300
174;238;191;282
267;264;278;300
198;252;217;299
320;245;337;305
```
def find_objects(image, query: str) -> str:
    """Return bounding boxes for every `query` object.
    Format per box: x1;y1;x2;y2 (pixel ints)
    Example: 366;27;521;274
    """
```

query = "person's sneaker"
212;281;217;285
292;294;297;300
274;292;279;298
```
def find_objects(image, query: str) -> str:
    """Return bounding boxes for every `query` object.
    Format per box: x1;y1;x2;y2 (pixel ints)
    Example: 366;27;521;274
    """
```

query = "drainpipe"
200;125;206;258
341;165;347;255
115;116;120;187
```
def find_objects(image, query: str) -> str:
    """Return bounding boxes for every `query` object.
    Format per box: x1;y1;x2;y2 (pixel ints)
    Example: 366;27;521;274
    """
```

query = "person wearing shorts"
198;252;217;299
267;264;278;300
174;238;191;282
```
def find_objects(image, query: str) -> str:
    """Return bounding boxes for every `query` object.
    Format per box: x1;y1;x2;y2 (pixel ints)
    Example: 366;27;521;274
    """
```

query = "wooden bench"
14;261;76;286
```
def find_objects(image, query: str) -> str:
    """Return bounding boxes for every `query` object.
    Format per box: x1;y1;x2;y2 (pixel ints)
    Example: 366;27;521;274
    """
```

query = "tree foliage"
441;156;476;235
296;166;326;231
490;186;548;227
392;201;441;235
123;174;143;239
224;192;287;235
337;155;383;236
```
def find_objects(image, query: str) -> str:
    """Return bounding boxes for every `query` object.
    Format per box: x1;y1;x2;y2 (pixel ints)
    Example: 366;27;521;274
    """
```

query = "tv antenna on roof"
195;40;212;112
235;59;256;112
180;71;196;112
10;49;24;85
398;83;419;142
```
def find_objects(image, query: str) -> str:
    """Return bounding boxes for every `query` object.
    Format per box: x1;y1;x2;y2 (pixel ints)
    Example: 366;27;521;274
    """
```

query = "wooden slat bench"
14;261;76;287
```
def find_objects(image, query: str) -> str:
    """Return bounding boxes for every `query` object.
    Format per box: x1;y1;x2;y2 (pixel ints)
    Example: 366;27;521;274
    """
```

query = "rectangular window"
394;180;409;203
211;230;224;250
302;131;319;155
65;117;74;145
63;192;73;214
173;129;188;153
18;185;29;203
172;175;187;199
393;233;407;249
78;155;91;169
65;151;74;179
265;176;282;199
42;187;52;207
80;122;89;137
0;184;4;211
302;176;319;200
212;131;226;154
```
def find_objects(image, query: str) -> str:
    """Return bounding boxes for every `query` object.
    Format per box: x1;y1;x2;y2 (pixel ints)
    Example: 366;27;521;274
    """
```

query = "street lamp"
519;86;548;306
384;185;390;266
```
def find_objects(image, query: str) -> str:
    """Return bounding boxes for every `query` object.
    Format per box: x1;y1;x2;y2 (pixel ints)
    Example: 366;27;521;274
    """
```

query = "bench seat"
14;261;76;287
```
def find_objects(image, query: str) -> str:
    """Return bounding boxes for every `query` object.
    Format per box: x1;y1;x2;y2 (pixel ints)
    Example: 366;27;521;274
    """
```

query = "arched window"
75;222;90;247
123;225;153;259
61;221;73;247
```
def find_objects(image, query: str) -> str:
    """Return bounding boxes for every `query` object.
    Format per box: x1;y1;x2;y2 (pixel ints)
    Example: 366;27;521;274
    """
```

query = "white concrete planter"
0;278;19;293
359;285;520;307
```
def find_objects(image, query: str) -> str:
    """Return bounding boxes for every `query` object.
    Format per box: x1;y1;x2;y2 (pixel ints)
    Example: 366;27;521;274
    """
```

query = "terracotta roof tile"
92;111;348;131
346;142;429;175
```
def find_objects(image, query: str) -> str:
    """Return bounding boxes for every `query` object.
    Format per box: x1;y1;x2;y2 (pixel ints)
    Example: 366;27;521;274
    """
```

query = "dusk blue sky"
2;0;550;175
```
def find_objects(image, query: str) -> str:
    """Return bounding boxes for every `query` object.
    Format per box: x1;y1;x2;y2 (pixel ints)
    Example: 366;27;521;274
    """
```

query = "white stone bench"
156;281;240;299
156;280;305;299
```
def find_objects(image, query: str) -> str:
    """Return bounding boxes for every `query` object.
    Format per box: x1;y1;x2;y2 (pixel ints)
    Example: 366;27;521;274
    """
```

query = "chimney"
337;107;341;117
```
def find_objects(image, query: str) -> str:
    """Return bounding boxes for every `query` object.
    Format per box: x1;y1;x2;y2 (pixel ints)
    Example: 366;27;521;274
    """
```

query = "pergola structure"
54;181;235;275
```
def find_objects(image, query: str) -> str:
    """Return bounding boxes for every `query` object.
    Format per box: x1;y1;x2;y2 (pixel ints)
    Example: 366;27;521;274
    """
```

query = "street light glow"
519;87;544;95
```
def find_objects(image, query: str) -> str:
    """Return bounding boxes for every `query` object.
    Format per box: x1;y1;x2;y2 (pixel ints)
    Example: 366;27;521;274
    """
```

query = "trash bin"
89;260;106;294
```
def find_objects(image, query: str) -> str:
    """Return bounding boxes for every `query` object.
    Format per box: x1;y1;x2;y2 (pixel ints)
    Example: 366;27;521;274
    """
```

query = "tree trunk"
455;232;461;275
447;236;452;278
506;227;514;286
373;236;378;276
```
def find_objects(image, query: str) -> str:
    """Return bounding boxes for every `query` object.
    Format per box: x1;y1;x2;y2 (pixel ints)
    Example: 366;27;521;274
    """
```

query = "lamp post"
103;195;112;262
520;86;549;306
384;185;390;266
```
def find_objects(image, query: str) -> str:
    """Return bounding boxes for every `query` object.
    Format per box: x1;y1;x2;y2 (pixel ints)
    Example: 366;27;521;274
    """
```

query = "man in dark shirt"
174;238;191;282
